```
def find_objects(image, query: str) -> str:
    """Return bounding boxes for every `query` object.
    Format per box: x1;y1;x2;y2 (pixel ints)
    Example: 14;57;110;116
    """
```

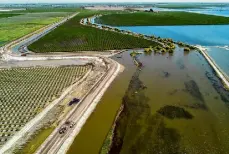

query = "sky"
1;0;229;3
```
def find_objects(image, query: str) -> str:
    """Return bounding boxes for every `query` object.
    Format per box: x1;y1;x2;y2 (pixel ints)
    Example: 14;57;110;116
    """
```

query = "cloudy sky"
1;0;229;3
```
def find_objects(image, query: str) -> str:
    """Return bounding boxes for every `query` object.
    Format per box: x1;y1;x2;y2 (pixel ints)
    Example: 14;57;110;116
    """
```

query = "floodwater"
117;25;229;46
117;25;229;77
105;6;229;77
68;46;229;154
109;48;229;154
69;11;229;154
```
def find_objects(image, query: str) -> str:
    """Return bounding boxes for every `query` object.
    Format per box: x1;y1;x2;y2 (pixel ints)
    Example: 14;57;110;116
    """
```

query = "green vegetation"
130;51;142;57
0;13;21;18
14;126;55;154
0;66;90;145
153;41;175;54
13;8;79;13
184;47;191;52
110;68;182;154
28;11;156;52
184;80;207;109
100;128;113;154
0;12;72;47
96;11;229;26
157;105;193;119
144;46;153;53
178;41;196;50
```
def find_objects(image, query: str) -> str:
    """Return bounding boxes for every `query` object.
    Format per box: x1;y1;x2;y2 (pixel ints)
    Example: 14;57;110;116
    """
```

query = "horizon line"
1;2;229;4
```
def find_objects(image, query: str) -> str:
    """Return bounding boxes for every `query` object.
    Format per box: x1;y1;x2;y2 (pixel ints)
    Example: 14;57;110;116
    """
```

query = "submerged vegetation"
96;11;229;26
109;67;183;154
157;105;193;119
130;51;142;57
184;80;207;109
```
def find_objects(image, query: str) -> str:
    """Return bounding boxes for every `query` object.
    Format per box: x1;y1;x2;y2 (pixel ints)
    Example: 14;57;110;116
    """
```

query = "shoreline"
56;59;122;154
87;14;229;90
196;45;229;90
2;9;229;154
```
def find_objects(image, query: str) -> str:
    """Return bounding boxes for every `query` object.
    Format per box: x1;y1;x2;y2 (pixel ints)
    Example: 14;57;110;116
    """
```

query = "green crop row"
28;10;157;53
0;13;21;19
96;11;229;26
0;65;90;145
0;12;71;47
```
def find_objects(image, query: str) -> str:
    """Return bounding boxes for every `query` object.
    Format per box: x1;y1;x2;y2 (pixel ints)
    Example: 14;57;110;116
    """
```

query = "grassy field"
0;11;72;47
96;11;229;26
11;8;79;13
28;10;156;52
0;66;90;146
14;126;55;154
0;13;21;18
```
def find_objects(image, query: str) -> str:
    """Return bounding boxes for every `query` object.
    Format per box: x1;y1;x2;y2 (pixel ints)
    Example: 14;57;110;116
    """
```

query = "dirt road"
36;58;120;154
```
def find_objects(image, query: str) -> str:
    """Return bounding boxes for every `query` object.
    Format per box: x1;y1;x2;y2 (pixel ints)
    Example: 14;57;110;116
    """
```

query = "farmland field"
0;13;21;19
0;65;91;146
0;11;72;47
28;11;156;52
95;11;229;26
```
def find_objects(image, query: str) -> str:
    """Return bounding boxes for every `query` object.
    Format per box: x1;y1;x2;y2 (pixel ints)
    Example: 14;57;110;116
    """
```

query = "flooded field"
110;47;229;154
68;46;229;154
116;24;229;77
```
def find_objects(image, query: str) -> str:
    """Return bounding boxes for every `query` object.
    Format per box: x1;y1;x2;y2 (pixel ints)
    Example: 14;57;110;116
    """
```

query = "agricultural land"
3;3;229;154
28;11;155;52
0;9;73;47
0;13;21;19
0;66;90;146
95;11;229;26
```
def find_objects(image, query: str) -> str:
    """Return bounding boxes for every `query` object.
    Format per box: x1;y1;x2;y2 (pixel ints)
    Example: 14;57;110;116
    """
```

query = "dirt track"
0;12;123;154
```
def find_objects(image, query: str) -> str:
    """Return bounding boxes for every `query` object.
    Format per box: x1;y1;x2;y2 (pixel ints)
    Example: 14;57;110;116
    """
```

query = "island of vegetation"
95;11;229;26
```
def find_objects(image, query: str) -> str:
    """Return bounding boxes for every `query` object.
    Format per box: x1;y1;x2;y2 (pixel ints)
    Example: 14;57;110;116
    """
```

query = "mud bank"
55;59;122;154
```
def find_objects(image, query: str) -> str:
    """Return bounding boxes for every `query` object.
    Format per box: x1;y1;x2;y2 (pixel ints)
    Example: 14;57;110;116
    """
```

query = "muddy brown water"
68;47;229;154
